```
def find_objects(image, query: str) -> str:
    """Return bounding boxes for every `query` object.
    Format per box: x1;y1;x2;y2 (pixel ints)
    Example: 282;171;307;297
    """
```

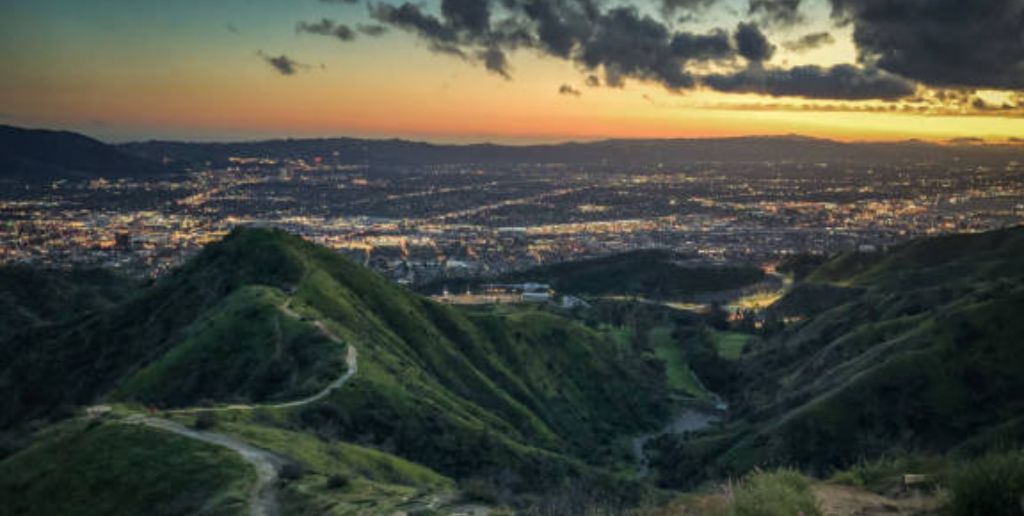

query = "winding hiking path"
127;416;286;516
166;344;358;414
118;304;359;516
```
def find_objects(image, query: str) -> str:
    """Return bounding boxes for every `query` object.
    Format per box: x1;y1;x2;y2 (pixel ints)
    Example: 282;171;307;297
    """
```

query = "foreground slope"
652;226;1024;486
0;419;254;516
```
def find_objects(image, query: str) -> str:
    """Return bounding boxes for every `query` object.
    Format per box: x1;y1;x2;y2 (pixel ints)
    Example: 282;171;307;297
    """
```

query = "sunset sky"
2;0;1022;143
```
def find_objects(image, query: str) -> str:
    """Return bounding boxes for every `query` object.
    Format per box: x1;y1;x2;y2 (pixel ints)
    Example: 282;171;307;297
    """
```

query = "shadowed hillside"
0;125;169;180
651;226;1024;487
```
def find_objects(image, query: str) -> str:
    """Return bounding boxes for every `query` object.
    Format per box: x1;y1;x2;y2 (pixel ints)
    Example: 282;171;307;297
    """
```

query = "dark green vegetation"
0;420;253;516
0;266;139;341
0;125;169;181
949;449;1024;516
421;249;764;300
0;228;672;511
651;226;1024;488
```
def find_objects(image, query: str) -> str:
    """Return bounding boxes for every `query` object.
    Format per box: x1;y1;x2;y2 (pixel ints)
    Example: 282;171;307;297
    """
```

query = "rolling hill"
0;125;169;181
0;266;140;341
650;226;1024;487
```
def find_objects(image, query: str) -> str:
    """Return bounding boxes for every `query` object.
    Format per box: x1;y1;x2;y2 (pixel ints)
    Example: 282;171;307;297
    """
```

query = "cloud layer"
290;0;1023;103
830;0;1024;90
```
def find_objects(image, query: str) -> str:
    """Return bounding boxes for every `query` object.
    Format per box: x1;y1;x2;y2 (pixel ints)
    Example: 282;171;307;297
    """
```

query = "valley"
1;225;1022;515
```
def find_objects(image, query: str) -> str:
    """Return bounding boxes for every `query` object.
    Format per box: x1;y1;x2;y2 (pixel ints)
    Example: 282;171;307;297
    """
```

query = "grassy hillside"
420;249;764;299
115;286;346;406
0;420;253;516
0;227;671;509
0;266;139;341
651;227;1024;487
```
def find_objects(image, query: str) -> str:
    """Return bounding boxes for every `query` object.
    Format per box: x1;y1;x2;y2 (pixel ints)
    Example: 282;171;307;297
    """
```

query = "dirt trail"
127;416;285;516
116;304;359;516
168;304;357;414
814;484;945;516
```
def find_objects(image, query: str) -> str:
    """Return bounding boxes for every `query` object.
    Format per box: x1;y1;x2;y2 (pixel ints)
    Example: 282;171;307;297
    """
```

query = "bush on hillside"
279;462;307;482
950;450;1024;516
729;469;822;516
192;412;217;430
326;473;350;489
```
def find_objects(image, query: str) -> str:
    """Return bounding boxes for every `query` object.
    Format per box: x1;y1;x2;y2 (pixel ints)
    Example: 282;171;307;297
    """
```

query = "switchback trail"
168;303;358;414
117;304;359;516
167;344;358;414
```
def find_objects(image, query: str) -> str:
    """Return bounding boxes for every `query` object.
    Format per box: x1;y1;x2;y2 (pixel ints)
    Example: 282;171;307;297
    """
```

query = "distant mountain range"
3;124;1023;181
122;133;1024;169
0;125;168;181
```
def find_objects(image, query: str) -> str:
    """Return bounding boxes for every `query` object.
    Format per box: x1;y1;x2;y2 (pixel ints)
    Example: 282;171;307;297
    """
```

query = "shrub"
252;408;276;426
326;473;350;489
192;412;217;430
729;469;822;516
460;477;499;504
950;450;1024;516
279;462;307;482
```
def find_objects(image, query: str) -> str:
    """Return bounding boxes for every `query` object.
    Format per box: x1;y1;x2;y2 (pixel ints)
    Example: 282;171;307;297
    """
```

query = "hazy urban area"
4;138;1022;285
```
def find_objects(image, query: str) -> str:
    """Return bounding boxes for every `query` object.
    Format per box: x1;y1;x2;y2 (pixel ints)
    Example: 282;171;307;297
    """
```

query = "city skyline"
3;0;1024;143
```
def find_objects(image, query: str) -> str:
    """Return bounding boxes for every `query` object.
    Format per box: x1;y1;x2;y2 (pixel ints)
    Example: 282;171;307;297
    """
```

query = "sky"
1;0;1022;143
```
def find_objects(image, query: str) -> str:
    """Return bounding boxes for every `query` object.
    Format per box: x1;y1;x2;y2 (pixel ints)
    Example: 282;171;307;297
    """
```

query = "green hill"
0;266;139;341
0;227;671;510
651;227;1024;487
0;419;254;516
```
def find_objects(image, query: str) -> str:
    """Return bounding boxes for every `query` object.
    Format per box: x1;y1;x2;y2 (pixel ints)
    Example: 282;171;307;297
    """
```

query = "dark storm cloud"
358;0;927;102
578;7;699;89
661;0;718;10
748;0;803;26
441;0;492;34
514;0;599;58
258;52;301;75
477;46;511;77
734;22;774;62
703;64;916;100
670;29;733;61
369;3;458;44
659;0;724;17
368;1;741;90
296;18;356;42
783;31;835;52
357;24;388;37
829;0;1024;90
559;84;582;96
